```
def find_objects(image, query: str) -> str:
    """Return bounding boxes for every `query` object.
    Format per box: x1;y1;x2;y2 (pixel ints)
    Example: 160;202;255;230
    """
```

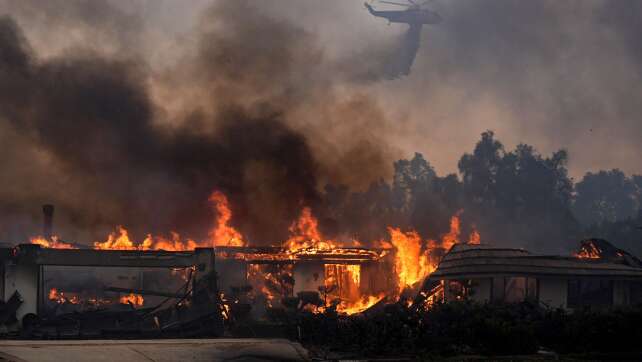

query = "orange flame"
152;232;198;251
575;244;602;259
468;227;481;245
93;227;200;251
48;288;79;304
31;236;76;249
286;207;334;250
94;226;137;250
441;214;461;251
389;228;431;292
119;293;144;307
337;294;386;315
209;191;245;247
34;195;482;314
323;263;384;315
389;214;482;294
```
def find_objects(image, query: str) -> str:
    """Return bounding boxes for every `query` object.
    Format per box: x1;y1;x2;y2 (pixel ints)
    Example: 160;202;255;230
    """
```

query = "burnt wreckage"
0;245;395;338
0;245;225;338
2;206;642;339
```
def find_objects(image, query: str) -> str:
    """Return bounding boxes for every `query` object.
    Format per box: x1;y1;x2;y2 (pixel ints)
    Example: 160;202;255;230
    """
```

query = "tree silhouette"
574;170;638;226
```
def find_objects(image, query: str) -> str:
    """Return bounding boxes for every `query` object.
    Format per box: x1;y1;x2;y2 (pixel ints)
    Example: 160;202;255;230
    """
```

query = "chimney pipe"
43;204;54;241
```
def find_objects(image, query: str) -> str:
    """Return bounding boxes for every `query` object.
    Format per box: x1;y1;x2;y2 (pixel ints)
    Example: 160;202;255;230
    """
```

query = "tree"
392;152;437;212
458;131;577;252
574;170;638;226
458;131;504;207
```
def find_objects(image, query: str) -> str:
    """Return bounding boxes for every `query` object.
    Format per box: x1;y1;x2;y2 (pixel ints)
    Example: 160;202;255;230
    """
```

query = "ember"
119;293;145;307
575;241;602;259
48;288;79;304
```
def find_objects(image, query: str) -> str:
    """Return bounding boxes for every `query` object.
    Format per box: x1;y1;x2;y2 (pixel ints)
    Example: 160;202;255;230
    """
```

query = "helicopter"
364;0;441;77
364;0;442;26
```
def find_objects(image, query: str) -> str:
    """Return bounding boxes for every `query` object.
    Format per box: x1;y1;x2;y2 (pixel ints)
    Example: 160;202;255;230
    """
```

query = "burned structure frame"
0;244;224;337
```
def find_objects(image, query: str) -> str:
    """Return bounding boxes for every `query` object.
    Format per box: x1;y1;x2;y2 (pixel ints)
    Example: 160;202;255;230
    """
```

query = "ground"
0;339;308;362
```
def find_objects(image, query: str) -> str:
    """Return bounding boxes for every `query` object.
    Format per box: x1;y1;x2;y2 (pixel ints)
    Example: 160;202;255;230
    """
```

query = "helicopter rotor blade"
379;0;411;7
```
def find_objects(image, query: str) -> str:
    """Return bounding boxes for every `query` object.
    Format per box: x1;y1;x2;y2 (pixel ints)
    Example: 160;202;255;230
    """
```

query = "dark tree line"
319;131;642;255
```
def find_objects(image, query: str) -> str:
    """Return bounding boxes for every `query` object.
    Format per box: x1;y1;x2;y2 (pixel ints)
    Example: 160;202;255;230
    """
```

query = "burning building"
420;240;642;309
0;243;224;337
0;195;477;334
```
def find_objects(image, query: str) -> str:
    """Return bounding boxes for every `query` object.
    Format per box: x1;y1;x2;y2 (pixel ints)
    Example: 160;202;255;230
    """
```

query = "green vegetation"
298;301;642;357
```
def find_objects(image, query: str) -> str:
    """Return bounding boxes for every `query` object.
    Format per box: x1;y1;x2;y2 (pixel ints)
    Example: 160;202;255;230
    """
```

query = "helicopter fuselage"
365;3;442;25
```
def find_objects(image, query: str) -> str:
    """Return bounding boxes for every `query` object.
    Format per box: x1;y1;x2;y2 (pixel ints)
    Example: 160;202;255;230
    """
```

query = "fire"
323;264;384;315
286;207;335;250
337;294;386;315
32;193;484;316
209;191;245;247
468;227;481;245
575;245;601;259
48;288;79;304
31;236;76;249
151;232;198;251
441;214;461;251
94;226;137;250
389;228;431;292
247;264;295;307
119;293;144;307
48;288;144;308
389;215;482;294
93;227;200;251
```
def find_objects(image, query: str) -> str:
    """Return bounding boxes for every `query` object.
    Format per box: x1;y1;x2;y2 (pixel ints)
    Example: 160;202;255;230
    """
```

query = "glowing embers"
47;288;144;308
119;293;145;307
246;264;294;307
575;241;603;259
48;288;80;305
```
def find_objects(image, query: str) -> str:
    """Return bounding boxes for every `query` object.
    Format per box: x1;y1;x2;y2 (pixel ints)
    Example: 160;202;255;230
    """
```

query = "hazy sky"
3;0;641;180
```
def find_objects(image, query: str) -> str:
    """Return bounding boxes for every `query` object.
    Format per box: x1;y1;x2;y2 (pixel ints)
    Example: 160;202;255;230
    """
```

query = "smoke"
373;0;642;177
0;1;398;245
2;0;642;249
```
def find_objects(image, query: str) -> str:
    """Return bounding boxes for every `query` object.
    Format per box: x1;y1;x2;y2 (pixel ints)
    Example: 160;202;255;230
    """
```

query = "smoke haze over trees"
0;1;641;254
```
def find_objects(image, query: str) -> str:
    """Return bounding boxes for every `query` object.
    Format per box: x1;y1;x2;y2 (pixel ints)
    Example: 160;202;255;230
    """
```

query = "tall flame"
209;191;245;247
441;214;461;251
389;228;431;292
286;207;334;250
